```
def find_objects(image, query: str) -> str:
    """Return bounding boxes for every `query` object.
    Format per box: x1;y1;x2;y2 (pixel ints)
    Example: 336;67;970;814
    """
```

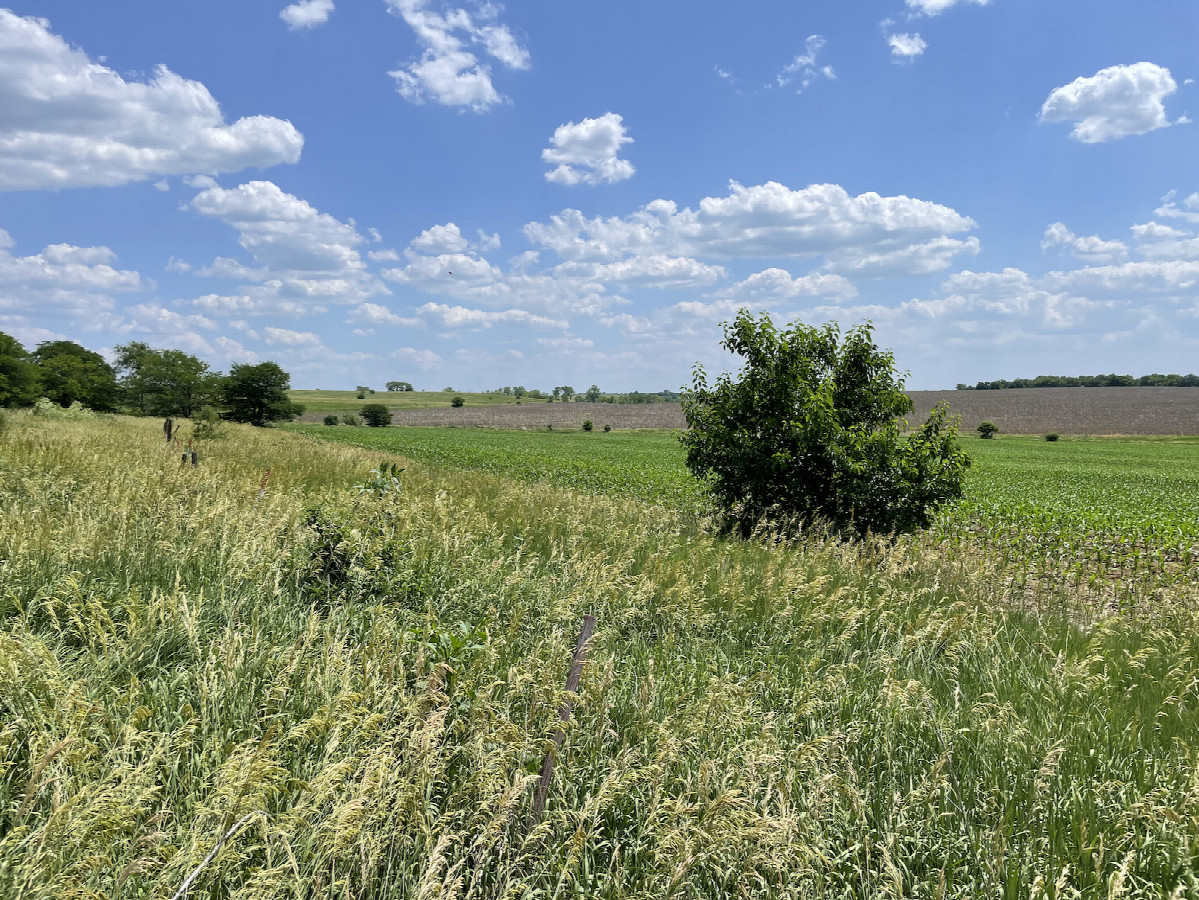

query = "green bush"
450;396;465;408
582;419;593;431
977;421;999;440
341;413;362;427
191;405;223;440
603;424;612;432
681;311;969;536
356;391;365;400
1045;432;1060;442
323;414;339;426
360;403;393;428
33;397;95;420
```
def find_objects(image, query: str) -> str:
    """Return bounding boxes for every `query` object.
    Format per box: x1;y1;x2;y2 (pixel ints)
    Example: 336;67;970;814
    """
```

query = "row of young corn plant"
3;413;1199;898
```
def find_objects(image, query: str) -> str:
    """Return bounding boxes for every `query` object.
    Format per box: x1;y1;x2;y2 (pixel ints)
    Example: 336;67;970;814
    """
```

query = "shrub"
323;414;339;426
341;413;362;427
356;391;365;400
33;397;94;420
977;421;999;440
360;403;393;428
582;419;593;431
603;424;612;432
450;396;465;408
681;310;969;536
191;405;223;440
1045;432;1060;442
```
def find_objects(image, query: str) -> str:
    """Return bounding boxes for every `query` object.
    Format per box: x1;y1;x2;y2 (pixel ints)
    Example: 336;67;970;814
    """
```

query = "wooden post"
528;614;596;828
254;469;272;510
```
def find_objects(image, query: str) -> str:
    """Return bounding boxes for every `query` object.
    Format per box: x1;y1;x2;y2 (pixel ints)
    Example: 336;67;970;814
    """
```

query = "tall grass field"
4;412;1199;898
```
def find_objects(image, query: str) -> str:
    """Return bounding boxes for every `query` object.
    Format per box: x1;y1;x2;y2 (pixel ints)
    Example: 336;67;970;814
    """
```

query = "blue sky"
2;0;1197;390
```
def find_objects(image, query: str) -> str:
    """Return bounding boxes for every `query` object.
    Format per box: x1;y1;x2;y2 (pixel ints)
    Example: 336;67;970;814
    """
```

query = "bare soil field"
909;387;1199;435
360;388;1199;434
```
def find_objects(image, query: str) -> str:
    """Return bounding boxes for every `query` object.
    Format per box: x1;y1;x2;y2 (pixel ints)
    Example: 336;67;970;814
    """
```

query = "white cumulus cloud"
188;181;386;307
1041;222;1128;264
416;302;567;330
888;33;927;60
906;0;988;15
385;0;529;112
1040;62;1179;143
0;10;303;191
392;346;443;368
281;0;334;29
543;113;635;186
350;301;421;327
523;181;978;275
264;326;324;347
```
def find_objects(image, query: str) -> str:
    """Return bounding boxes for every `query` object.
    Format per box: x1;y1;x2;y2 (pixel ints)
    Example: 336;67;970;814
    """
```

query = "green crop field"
288;425;701;506
294;425;1199;615
5;412;1199;898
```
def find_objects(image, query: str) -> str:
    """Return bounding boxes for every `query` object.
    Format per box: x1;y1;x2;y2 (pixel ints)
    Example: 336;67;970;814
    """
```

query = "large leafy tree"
32;340;120;411
114;341;221;417
681;311;969;536
0;331;41;408
219;362;304;426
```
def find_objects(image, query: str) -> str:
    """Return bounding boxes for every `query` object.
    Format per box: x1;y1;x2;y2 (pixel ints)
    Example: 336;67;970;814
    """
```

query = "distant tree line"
958;374;1199;390
487;384;681;403
0;331;304;426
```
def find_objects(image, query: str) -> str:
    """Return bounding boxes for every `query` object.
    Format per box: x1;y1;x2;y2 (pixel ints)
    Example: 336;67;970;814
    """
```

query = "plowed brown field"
376;388;1199;434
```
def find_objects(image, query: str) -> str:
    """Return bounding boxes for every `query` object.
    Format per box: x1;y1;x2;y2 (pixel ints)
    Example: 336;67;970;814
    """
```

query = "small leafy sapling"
681;310;969;536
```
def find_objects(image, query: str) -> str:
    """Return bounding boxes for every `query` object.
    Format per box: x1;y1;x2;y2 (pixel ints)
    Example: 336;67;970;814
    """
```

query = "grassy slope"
4;414;1199;898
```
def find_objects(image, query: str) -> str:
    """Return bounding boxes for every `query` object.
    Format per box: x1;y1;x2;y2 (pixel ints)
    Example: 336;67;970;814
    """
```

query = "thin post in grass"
254;469;272;510
528;614;596;829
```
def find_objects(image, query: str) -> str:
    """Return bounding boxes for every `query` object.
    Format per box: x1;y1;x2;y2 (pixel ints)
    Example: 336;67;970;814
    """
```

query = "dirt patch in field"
340;388;1199;434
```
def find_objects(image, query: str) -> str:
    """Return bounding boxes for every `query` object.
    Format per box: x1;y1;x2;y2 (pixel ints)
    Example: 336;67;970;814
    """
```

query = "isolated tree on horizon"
219;362;304;426
681;311;969;536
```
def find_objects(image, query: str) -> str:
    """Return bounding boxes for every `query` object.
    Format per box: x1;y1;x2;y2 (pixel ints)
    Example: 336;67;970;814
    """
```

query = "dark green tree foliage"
219;362;304;426
114;341;220;416
386;381;414;391
360;403;392;427
32;340;119;411
0;332;41;407
681;311;969;536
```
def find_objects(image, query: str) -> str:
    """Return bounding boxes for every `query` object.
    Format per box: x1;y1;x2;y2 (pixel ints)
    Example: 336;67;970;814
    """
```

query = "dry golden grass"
3;412;1199;898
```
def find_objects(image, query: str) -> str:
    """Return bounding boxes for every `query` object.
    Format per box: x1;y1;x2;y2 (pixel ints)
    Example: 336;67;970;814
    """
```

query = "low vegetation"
5;411;1199;898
